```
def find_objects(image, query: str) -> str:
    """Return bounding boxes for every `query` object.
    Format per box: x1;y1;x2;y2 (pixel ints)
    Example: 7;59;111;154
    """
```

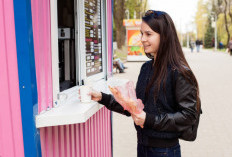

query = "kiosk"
0;0;113;156
123;19;150;61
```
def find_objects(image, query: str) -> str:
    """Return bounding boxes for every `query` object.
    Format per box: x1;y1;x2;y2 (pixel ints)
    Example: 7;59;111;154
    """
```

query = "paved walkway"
112;48;232;157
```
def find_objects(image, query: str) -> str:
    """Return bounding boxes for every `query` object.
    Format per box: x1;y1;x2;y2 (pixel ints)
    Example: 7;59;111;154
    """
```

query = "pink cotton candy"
109;81;144;114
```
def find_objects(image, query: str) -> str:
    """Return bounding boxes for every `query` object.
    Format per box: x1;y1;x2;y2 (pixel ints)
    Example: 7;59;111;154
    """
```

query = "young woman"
89;10;201;157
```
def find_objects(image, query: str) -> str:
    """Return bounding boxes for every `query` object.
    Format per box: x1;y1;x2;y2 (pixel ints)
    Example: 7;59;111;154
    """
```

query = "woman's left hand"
131;111;146;128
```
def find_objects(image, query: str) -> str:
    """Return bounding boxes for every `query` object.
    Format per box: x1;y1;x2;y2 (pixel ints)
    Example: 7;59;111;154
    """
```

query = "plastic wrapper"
108;80;144;114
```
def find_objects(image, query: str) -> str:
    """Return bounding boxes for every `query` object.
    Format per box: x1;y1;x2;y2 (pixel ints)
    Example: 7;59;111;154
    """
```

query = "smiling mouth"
144;45;150;48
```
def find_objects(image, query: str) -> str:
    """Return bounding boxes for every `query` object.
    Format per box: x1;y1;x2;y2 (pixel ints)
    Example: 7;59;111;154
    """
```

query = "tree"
113;0;148;49
195;0;208;40
204;16;215;48
213;0;232;45
113;0;126;49
222;0;230;44
125;0;148;19
217;14;227;44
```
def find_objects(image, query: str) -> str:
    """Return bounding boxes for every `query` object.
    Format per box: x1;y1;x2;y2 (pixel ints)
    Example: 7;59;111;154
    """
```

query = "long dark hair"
143;10;200;112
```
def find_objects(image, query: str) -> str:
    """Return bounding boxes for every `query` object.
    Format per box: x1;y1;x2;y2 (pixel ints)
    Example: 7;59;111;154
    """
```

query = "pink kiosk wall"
0;0;25;156
31;0;113;156
0;0;24;157
0;0;113;156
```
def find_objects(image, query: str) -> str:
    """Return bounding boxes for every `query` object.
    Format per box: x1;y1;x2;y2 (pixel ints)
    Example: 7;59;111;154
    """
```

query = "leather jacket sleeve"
97;63;147;117
98;92;131;117
143;70;199;132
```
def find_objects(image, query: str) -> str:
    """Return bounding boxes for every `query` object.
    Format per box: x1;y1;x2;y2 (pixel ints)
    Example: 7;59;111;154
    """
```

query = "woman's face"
140;21;160;57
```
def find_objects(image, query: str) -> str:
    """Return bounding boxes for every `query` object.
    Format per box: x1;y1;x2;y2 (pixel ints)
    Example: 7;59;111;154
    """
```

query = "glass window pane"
84;0;103;77
57;0;77;92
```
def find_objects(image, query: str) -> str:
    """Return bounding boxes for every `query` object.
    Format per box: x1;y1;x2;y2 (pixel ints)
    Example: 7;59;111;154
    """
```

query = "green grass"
217;48;227;52
183;46;228;53
204;47;227;53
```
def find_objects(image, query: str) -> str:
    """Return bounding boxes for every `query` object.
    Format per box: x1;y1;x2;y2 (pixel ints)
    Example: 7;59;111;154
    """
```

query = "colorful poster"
127;30;142;46
128;46;145;56
127;30;144;56
123;19;142;27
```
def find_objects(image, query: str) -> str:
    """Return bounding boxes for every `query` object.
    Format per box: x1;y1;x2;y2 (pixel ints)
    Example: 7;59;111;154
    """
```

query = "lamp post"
210;0;222;51
214;15;217;51
211;12;217;51
186;22;193;49
186;25;189;48
180;18;183;47
201;13;208;44
125;9;129;19
134;10;136;19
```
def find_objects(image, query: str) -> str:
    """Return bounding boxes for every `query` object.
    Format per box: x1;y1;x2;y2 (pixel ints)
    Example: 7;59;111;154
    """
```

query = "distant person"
227;37;232;56
190;39;195;52
200;40;203;49
212;38;215;47
195;39;201;52
219;41;223;50
113;54;127;73
89;10;201;157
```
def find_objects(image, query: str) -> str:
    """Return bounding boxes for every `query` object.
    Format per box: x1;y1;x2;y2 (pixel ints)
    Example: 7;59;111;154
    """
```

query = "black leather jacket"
98;60;200;147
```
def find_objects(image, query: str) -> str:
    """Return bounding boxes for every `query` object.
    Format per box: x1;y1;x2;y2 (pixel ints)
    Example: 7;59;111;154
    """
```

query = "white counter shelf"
35;79;111;128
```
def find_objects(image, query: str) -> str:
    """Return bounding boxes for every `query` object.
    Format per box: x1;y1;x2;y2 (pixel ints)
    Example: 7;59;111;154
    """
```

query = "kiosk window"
85;0;103;77
58;0;76;92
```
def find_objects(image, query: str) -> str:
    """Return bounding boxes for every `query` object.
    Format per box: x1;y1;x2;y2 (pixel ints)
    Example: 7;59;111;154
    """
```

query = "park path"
112;48;232;157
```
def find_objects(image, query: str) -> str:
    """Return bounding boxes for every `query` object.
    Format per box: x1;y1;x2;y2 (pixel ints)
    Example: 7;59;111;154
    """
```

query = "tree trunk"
143;0;148;13
224;0;230;44
113;0;125;49
228;0;232;24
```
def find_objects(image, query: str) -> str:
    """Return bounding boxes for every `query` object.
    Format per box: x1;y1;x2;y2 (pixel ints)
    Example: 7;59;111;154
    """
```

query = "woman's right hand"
78;88;102;102
89;89;102;102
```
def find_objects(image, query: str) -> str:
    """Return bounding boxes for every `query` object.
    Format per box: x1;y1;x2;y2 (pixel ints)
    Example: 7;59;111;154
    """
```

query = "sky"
148;0;199;33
